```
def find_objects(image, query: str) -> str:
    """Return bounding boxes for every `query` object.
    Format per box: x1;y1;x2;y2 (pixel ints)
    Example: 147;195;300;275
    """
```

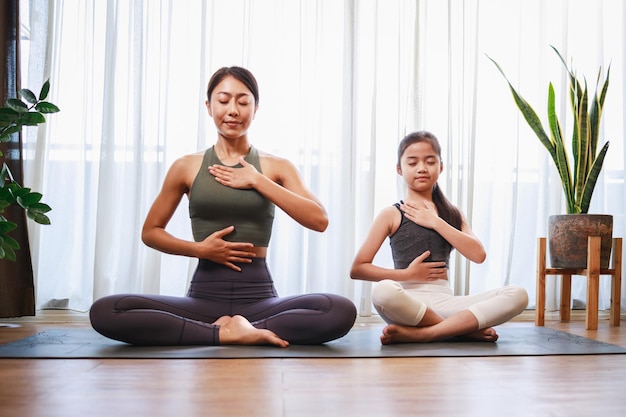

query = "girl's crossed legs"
371;279;528;344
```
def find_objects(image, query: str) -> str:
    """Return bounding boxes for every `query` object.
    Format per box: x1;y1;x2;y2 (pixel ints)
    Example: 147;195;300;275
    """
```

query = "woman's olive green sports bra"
188;146;275;246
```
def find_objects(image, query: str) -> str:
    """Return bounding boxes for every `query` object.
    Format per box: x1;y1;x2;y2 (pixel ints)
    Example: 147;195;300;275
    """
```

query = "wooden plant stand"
535;236;622;330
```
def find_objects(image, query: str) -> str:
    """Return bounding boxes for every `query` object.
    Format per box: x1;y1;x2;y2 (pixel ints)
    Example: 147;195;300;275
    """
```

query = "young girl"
350;131;528;344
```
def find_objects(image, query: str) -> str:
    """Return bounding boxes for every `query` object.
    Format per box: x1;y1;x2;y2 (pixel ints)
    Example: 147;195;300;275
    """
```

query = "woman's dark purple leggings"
89;258;357;346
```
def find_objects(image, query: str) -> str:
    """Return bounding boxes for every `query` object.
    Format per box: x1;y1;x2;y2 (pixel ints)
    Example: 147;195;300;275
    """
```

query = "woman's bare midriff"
251;246;268;258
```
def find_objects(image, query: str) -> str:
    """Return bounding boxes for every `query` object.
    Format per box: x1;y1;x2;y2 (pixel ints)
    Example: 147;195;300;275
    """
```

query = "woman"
90;66;357;347
350;131;528;344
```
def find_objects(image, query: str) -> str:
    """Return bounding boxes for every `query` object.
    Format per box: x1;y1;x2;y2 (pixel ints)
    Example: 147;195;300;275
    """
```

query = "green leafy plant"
0;80;59;260
488;46;610;214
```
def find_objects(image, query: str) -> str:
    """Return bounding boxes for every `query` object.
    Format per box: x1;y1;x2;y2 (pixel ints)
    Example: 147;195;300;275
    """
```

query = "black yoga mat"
1;324;624;359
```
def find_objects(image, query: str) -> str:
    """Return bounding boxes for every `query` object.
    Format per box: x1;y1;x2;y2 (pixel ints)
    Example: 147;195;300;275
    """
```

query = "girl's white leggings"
372;279;529;329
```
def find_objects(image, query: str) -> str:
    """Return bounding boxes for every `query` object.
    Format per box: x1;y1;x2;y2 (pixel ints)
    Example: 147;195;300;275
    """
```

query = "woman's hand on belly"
196;226;259;271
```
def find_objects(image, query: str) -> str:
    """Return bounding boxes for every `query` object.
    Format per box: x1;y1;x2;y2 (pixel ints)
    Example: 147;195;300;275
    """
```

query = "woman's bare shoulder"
256;148;297;176
164;152;205;188
257;148;289;164
169;152;203;171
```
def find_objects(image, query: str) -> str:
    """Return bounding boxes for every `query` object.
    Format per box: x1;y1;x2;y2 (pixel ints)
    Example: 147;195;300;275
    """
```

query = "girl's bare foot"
380;324;435;344
216;315;289;348
379;324;499;344
457;327;498;342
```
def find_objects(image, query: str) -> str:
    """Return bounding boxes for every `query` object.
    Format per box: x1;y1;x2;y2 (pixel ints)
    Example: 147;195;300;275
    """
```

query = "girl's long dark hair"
397;131;463;230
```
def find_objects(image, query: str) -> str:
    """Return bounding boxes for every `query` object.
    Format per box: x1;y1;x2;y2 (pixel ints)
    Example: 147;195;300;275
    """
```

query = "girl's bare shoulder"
375;205;402;235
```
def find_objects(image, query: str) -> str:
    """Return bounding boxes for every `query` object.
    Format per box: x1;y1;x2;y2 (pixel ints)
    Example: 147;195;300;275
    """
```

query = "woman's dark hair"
397;131;463;230
206;66;259;104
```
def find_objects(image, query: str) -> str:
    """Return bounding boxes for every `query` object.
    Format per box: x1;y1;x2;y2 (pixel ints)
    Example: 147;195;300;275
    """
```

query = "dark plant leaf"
27;211;51;224
35;102;60;114
9;186;32;199
1;233;19;249
0;244;17;261
0;125;21;140
0;107;20;121
39;79;51;100
579;141;610;214
21;112;47;125
7;99;28;113
19;88;38;104
17;192;43;207
0;219;17;233
28;202;52;213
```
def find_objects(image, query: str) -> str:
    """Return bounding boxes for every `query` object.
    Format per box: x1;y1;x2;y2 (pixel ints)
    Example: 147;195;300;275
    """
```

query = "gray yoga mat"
1;325;625;359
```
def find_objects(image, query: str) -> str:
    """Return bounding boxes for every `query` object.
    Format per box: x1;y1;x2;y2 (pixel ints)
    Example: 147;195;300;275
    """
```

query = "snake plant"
0;80;58;260
488;46;610;214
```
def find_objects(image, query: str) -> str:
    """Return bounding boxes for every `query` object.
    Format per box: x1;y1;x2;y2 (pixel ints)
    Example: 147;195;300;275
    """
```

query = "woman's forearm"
253;173;328;232
142;227;199;258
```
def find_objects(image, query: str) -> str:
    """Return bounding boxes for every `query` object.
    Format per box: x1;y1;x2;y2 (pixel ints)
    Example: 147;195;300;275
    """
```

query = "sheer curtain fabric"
21;0;625;315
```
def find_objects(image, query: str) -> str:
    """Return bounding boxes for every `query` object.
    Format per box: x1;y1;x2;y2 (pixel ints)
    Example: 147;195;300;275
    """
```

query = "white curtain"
20;0;625;315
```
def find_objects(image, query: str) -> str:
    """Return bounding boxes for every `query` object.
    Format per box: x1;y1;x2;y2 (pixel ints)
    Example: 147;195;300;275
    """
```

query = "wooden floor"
1;311;626;417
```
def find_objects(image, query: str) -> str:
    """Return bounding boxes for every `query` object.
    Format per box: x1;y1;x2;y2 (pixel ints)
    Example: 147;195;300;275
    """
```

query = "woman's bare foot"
216;315;289;348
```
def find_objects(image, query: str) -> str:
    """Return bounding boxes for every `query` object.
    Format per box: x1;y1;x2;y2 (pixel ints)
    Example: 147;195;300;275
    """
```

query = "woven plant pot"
548;214;613;269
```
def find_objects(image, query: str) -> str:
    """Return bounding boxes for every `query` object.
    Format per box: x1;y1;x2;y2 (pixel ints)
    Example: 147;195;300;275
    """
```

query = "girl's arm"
432;217;486;263
350;207;447;282
209;155;328;232
400;201;486;264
